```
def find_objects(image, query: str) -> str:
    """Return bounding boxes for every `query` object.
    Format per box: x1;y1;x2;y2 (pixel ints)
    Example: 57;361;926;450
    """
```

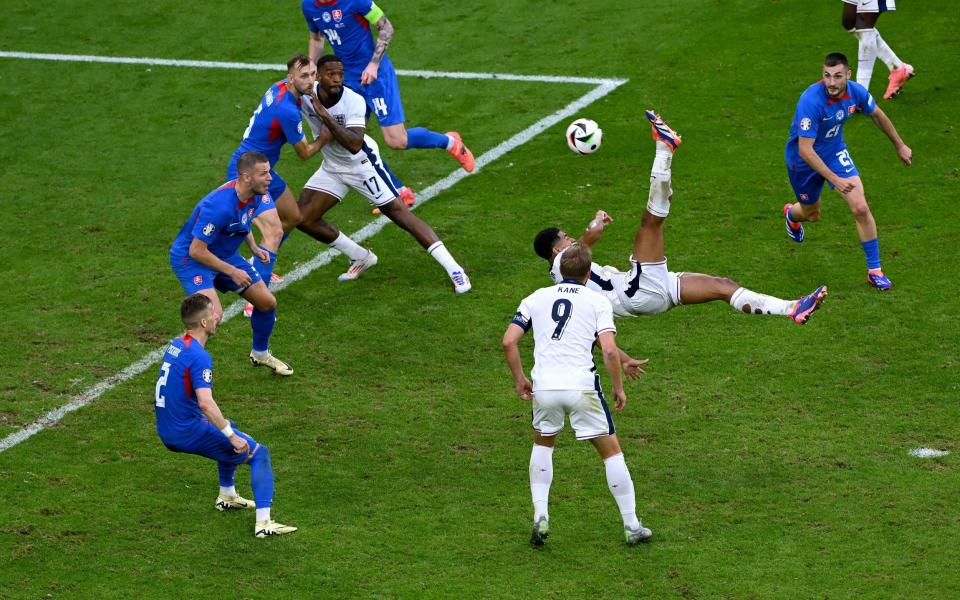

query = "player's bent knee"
850;203;871;220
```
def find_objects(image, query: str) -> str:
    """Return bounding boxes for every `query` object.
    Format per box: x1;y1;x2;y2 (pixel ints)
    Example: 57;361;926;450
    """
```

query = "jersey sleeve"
595;297;616;336
189;350;214;392
794;94;821;139
345;94;367;128
190;201;227;245
511;297;533;332
282;106;306;146
302;2;320;33
850;82;877;115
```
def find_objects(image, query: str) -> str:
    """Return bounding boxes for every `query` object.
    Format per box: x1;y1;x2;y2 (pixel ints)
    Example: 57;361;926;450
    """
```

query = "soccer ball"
566;118;603;155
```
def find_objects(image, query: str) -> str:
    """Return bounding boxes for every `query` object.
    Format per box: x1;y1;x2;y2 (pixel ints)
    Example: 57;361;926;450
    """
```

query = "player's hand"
595;210;613;226
310;94;331;121
897;144;912;166
612;388;627;411
834;177;857;194
622;357;649;380
230;267;252;288
360;63;379;86
516;378;533;401
251;246;270;264
229;434;250;455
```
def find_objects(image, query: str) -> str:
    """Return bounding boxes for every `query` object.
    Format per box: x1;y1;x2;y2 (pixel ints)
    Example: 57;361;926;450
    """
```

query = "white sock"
647;141;673;218
426;241;463;276
256;507;271;522
331;232;369;261
729;287;795;316
220;485;237;497
529;444;554;521
855;28;879;88
874;30;903;71
445;135;455;151
604;453;640;529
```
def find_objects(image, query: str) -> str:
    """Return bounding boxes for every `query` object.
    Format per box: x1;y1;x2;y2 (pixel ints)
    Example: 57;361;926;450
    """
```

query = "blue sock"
380;158;405;190
251;308;276;353
861;238;881;270
218;461;237;487
407;127;450;150
255;246;277;287
249;445;274;509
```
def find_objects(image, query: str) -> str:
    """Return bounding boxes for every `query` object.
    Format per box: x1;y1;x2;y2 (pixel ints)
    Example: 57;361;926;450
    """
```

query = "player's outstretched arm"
869;107;913;166
197;388;249;455
798;137;856;194
579;210;613;247
361;8;394;86
502;324;533;400
598;331;626;411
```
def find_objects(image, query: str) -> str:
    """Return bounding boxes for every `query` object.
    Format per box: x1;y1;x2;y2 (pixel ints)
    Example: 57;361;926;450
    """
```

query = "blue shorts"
785;146;859;205
170;251;263;294
162;420;260;465
349;61;406;127
226;157;286;217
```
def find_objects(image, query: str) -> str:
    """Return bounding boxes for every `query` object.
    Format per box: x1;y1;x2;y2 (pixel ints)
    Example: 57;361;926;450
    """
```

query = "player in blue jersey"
155;294;296;538
783;53;912;290
228;53;325;299
171;151;294;375
302;0;476;213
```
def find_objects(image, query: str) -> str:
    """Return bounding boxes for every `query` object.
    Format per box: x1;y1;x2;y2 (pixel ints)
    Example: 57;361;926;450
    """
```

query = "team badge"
262;194;272;205
193;275;203;285
202;369;212;383
203;223;215;236
248;208;254;218
322;11;331;22
799;193;809;202
335;115;345;126
332;9;342;20
848;105;857;115
835;109;845;121
799;117;812;131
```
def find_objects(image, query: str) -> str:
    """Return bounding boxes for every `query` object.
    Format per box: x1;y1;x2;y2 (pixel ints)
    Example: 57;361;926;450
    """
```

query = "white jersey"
550;249;635;318
512;282;616;392
301;86;369;171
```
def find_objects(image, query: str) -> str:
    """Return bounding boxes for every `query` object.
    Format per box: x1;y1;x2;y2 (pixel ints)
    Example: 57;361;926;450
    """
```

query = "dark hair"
533;227;561;261
181;294;212;329
237;151;269;175
824;52;849;68
316;54;343;69
287;53;312;72
559;243;592;280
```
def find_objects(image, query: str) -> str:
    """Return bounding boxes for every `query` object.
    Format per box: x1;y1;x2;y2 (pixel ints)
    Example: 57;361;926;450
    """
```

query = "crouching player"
155;294;297;538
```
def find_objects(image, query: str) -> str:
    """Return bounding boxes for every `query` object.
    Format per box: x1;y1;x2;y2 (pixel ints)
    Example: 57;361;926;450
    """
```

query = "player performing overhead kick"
534;112;827;323
302;0;476;214
783;52;912;290
296;54;471;294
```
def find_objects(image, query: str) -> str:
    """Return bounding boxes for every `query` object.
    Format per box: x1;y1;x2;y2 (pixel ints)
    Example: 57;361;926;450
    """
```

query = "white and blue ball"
566;118;603;155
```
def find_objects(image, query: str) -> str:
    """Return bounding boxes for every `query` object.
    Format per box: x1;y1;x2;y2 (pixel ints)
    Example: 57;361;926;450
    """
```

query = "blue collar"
559;278;585;286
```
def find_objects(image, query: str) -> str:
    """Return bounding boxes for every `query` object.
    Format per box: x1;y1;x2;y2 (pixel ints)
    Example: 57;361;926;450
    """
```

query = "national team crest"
248;208;254;218
202;223;215;236
799;118;811;131
799;193;809;201
848;105;857;115
202;369;212;383
335;114;345;126
262;194;272;205
322;11;332;22
332;9;342;20
193;275;203;285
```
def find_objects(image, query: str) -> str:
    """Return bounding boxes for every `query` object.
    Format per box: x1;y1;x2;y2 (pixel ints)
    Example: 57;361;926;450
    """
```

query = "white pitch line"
0;56;627;454
0;51;626;86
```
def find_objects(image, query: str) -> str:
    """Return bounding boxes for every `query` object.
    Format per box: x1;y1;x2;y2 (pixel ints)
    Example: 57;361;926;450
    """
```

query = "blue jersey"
170;181;268;261
155;334;214;444
785;80;876;164
302;0;395;84
232;80;305;168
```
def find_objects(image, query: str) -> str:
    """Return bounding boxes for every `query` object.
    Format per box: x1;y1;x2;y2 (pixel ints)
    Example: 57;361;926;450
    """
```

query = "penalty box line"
0;51;627;454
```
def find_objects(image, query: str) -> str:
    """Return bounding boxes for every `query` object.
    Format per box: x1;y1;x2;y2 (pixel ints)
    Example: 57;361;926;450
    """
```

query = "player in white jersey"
296;55;471;294
503;243;653;546
841;0;914;99
534;111;828;325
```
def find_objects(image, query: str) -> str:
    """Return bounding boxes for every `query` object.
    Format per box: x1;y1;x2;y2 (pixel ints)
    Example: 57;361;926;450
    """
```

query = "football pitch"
1;1;958;597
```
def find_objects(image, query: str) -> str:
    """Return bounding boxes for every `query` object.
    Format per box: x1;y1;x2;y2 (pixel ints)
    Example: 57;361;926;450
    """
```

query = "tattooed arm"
361;11;394;85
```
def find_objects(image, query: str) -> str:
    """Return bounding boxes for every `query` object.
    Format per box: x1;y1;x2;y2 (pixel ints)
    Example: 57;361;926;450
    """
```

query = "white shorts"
612;257;681;317
843;0;895;13
532;388;615;440
303;154;399;208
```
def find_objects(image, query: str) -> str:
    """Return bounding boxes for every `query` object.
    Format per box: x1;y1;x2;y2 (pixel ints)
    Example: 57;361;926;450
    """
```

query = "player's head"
558;243;592;282
822;53;851;98
287;53;317;97
181;293;218;335
237;151;272;195
316;54;345;96
533;227;575;262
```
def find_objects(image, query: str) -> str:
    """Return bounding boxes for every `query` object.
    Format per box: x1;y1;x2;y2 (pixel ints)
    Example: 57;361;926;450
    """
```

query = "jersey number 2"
551;299;573;340
155;362;171;408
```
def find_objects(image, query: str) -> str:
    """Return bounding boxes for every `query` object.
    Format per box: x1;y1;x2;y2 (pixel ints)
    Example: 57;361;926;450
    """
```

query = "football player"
841;0;914;99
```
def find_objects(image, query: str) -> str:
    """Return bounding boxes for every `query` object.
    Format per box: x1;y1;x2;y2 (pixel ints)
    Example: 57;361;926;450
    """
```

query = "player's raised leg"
629;111;682;264
835;177;892;289
381;123;476;174
590;434;651;544
241;281;293;375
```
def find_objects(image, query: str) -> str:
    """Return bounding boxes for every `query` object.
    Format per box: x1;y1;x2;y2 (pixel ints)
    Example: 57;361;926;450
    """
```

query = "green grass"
2;0;959;597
